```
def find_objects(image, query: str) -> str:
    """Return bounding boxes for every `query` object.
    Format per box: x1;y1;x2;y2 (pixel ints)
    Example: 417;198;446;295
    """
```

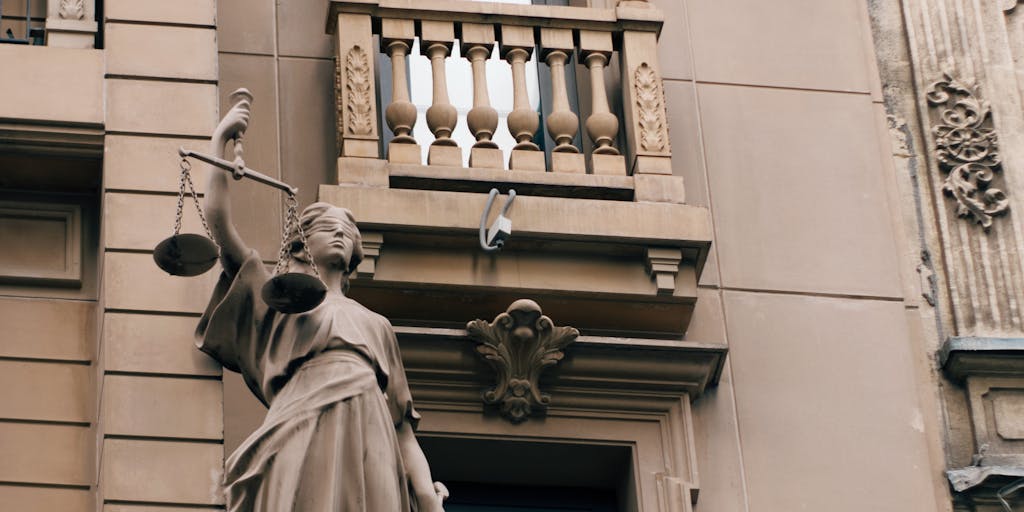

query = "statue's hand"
213;99;251;147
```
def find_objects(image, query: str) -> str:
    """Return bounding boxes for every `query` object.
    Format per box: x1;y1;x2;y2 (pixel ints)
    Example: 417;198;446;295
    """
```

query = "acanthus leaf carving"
926;72;1009;230
58;0;85;19
466;299;579;424
344;45;374;137
635;62;670;153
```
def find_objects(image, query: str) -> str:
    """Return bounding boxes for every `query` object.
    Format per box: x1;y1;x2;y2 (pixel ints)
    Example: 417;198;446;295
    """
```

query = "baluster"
541;28;585;173
462;23;502;169
501;25;544;172
382;19;420;164
421;20;462;166
580;30;626;175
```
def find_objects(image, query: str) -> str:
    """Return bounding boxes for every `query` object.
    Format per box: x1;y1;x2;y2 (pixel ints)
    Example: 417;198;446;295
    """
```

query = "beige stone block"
539;27;574;53
380;18;415;46
106;24;216;80
338;157;389;187
469;147;504;169
590;153;627;176
687;0;871;92
700;84;902;297
104;192;206;251
387;143;422;165
101;439;224;505
0;485;91;512
218;0;274;54
460;23;495;55
683;287;726;343
428;145;463;167
635;174;686;204
277;0;332;57
103;252;216;314
632;155;673;175
551;152;585;173
102;375;222;439
690;360;748;511
649;0;694;80
0;46;103;124
105;135;209;194
279;57;339;206
723;291;938;511
0;360;90;423
0;297;93;361
499;24;535;56
509;149;545;171
664;80;708;206
420;20;455;47
0;423;91;485
107;79;218;137
578;30;613;54
103;313;220;376
106;0;215;26
342;139;379;159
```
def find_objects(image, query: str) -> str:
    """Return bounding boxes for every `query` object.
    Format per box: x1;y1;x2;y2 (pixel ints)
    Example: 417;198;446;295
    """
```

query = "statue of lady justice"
195;98;446;511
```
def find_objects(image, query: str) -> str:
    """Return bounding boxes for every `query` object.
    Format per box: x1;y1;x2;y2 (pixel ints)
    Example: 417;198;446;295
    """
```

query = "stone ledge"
940;336;1024;381
396;325;727;400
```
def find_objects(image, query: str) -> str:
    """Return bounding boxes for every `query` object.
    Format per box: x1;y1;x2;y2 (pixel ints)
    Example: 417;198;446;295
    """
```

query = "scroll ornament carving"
635;63;670;153
926;72;1009;230
467;299;579;423
344;46;374;136
59;0;85;19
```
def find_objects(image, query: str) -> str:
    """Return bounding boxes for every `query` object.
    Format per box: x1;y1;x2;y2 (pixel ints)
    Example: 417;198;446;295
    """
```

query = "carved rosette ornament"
467;300;579;423
344;46;374;136
59;0;85;19
635;63;670;153
926;72;1009;229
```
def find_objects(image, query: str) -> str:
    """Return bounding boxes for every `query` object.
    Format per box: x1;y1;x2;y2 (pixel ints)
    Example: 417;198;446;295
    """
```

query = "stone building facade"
2;0;1023;510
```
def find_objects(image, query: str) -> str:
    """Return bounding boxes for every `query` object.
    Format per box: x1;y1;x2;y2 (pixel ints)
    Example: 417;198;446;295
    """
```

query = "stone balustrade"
329;0;672;178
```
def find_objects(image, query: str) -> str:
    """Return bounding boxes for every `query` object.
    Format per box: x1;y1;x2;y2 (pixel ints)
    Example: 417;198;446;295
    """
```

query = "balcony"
324;0;712;338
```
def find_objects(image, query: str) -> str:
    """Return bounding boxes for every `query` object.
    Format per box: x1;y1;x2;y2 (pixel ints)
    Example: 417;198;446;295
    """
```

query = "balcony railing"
329;0;672;178
0;0;98;48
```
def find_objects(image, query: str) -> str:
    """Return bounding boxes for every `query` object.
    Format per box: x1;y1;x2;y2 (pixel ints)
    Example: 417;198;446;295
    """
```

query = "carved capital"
646;247;682;295
467;300;579;423
926;72;1009;230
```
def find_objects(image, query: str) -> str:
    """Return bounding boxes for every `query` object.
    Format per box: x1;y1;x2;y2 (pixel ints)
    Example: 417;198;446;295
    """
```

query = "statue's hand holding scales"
156;89;445;511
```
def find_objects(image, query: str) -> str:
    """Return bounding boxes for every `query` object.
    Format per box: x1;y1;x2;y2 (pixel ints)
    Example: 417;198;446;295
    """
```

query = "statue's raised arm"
203;95;253;275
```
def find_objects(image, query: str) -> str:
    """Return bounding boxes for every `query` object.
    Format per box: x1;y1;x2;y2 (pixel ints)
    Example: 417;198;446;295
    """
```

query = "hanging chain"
273;192;321;279
173;157;215;239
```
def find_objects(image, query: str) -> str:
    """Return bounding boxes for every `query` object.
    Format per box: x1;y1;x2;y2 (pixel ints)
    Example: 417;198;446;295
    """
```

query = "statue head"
286;202;364;276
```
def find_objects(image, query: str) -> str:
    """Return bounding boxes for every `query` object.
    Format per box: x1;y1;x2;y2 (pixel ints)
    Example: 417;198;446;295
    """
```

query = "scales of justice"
153;88;326;314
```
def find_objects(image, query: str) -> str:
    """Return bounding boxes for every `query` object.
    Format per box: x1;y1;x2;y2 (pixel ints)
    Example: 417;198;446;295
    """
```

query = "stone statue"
196;98;446;511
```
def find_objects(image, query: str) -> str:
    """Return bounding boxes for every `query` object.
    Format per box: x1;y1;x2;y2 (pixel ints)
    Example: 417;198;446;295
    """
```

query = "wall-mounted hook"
479;188;516;252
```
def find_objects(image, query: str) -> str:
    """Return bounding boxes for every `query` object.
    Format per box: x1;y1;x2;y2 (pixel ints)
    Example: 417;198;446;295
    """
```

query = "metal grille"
0;0;45;45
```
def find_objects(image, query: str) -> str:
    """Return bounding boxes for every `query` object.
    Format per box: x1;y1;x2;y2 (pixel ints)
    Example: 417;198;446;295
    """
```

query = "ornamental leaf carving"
635;63;670;153
926;72;1009;230
344;46;374;136
466;299;579;424
59;0;85;19
334;55;343;154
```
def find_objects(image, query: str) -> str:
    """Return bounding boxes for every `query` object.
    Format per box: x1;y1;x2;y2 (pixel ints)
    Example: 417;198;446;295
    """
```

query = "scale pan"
261;272;327;314
153;234;219;276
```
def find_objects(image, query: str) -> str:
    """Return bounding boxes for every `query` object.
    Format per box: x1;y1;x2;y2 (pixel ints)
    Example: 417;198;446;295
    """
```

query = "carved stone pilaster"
646;247;682;296
333;13;378;159
466;300;579;423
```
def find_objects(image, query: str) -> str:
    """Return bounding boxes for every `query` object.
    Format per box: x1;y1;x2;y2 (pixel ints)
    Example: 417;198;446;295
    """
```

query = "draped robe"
196;251;420;511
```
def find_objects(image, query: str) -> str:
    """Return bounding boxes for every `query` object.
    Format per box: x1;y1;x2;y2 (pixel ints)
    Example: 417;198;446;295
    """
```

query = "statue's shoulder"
344;296;394;329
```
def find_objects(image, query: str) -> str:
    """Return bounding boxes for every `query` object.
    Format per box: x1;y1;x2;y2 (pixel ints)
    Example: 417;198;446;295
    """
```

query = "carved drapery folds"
467;299;579;423
926;72;1009;230
635;62;670;154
